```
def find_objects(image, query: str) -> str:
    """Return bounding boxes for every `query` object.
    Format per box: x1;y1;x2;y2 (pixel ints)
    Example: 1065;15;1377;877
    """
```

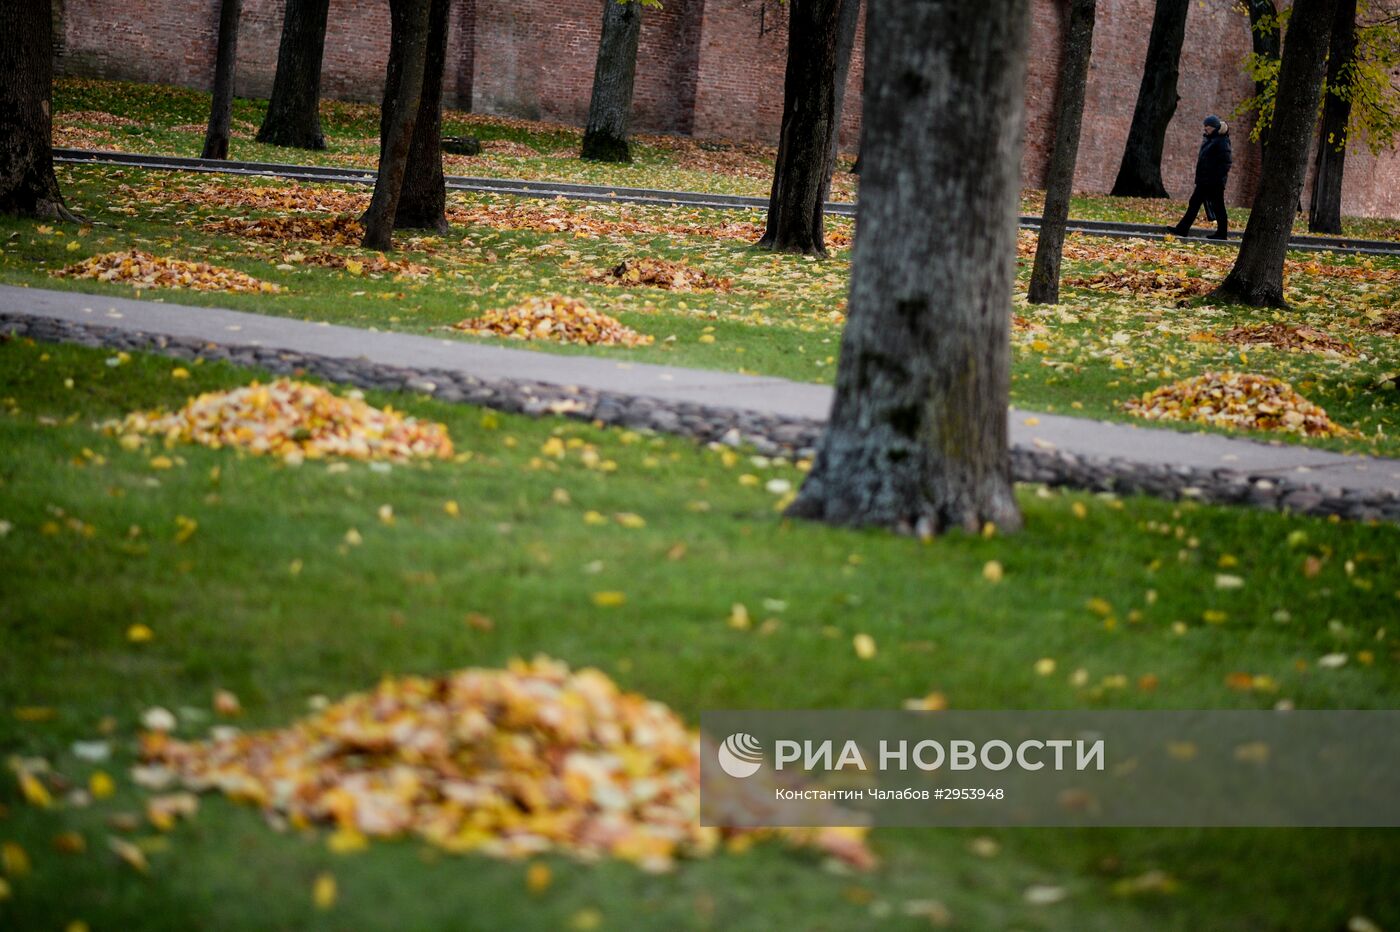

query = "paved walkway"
4;283;1398;495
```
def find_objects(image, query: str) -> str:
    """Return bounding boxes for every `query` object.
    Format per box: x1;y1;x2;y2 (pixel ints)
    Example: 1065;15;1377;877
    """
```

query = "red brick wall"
53;0;1400;218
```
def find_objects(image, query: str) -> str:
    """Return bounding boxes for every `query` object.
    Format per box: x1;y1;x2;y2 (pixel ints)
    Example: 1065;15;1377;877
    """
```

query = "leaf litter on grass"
106;379;454;462
139;656;873;873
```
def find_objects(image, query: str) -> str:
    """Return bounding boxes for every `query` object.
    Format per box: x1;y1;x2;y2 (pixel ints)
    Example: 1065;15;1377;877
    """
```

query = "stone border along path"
3;283;1399;522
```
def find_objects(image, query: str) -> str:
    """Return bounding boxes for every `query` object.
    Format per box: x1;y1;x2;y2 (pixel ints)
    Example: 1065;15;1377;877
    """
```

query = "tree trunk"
1028;0;1097;305
393;0;450;232
758;0;859;256
1110;0;1188;198
580;0;643;162
0;0;77;221
202;0;243;160
786;0;1029;536
1307;0;1357;234
361;0;432;251
1215;0;1337;307
1246;0;1281;156
256;0;331;150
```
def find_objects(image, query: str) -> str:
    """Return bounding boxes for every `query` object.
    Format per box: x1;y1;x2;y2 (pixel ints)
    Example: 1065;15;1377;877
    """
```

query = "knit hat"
1204;115;1222;128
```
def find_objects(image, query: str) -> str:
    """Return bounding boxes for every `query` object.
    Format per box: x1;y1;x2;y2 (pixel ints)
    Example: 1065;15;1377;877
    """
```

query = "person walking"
1170;115;1232;240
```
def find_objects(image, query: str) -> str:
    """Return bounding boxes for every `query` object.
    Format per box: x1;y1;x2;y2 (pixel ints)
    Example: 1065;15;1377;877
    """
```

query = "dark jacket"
1195;124;1232;188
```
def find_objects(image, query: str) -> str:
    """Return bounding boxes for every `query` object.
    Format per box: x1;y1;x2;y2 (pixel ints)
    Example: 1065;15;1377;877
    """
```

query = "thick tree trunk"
256;0;331;150
786;0;1029;536
1246;0;1281;156
361;0;432;251
1028;0;1097;305
758;0;859;256
1215;0;1337;307
0;0;77;221
1110;0;1188;198
202;0;243;160
393;0;450;231
1307;0;1357;234
580;0;643;162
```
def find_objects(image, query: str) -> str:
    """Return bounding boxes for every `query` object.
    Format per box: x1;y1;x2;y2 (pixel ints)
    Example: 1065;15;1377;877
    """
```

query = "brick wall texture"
53;0;1400;218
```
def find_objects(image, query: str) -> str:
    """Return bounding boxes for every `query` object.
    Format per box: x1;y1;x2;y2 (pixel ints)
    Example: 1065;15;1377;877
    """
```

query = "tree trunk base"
581;132;631;163
393;211;449;234
1211;273;1288;308
256;124;327;150
756;230;826;257
1109;179;1168;199
785;469;1023;538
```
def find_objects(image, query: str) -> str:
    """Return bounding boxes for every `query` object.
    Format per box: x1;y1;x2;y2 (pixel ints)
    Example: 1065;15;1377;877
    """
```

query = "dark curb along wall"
51;0;1400;219
4;312;1399;523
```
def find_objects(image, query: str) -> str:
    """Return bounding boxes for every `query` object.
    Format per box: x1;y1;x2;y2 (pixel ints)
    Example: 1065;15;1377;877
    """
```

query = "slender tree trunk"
256;0;331;150
581;0;643;162
1215;0;1337;307
202;0;243;160
1308;0;1357;234
828;0;862;164
1246;0;1281;157
759;0;859;256
1029;0;1097;305
362;0;432;251
786;0;1029;536
0;0;78;221
1110;0;1188;198
394;0;450;231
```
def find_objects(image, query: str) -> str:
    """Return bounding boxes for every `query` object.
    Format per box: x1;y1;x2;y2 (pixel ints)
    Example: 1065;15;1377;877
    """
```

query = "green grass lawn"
2;337;1398;931
4;163;1399;459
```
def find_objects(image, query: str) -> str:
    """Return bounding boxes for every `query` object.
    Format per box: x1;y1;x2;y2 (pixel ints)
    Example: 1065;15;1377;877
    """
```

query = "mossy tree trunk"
758;0;860;256
361;0;432;251
1110;0;1188;198
786;0;1029;536
581;0;642;163
1028;0;1097;305
256;0;331;150
0;0;78;221
202;0;243;160
1215;0;1337;306
1307;0;1357;235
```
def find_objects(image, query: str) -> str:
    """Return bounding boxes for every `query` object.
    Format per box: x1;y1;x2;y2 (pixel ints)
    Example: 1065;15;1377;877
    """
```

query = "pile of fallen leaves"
586;257;731;292
53;109;139;128
170;118;258;137
1218;323;1355;355
448;200;857;248
140;656;872;872
183;182;369;215
1358;309;1400;336
453;296;652;347
108;379;453;462
282;250;433;278
1124;371;1354;438
1062;267;1216;301
54;250;279;294
204;216;365;246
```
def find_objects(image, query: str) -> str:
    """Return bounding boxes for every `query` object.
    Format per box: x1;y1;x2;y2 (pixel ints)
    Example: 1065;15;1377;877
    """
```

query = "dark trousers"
1175;183;1228;235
